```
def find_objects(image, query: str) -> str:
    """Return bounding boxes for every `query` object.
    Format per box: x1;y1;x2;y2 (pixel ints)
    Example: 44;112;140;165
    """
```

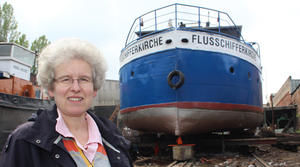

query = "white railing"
125;3;244;47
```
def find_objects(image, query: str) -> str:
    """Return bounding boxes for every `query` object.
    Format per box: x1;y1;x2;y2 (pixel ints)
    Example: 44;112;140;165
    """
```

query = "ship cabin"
0;43;41;98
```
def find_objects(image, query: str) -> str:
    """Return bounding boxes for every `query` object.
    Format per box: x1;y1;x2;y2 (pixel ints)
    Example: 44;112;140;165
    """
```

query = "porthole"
166;39;172;44
181;38;188;43
229;67;234;73
248;72;251;79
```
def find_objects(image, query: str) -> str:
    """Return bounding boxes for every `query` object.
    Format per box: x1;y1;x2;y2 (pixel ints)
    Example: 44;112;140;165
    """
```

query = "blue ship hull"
120;48;262;108
120;46;263;135
119;4;263;135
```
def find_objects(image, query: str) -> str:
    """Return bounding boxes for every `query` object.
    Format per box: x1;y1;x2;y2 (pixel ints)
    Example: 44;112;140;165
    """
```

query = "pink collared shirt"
55;109;102;163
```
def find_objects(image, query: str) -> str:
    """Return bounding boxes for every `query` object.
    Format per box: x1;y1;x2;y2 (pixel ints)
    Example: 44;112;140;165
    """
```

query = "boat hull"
0;93;54;147
120;102;263;135
0;105;36;146
119;30;263;135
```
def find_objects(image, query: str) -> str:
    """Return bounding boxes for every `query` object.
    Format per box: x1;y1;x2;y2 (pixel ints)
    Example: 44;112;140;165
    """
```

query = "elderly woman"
0;38;132;167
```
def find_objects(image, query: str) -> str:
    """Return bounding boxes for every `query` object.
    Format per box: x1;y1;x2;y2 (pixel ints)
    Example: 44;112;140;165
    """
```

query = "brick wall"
275;92;292;107
291;87;300;130
273;76;291;106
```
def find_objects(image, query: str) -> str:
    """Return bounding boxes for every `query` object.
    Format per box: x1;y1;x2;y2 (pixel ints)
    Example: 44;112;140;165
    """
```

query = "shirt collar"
55;109;103;146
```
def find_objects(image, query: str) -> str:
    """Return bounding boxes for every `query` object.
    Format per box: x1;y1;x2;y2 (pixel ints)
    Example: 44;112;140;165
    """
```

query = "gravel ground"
133;145;300;167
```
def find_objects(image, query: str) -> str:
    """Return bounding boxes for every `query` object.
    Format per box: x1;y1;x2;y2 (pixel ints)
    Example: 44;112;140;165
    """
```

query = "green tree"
15;33;29;48
0;2;20;42
30;35;50;74
0;2;52;77
30;35;51;54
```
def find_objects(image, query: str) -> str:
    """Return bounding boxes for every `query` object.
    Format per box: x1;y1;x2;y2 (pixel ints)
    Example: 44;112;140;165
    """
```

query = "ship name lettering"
192;34;256;61
121;36;163;61
13;65;28;73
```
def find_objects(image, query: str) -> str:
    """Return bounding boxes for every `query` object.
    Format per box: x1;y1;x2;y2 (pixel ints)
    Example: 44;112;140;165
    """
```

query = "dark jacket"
0;106;133;167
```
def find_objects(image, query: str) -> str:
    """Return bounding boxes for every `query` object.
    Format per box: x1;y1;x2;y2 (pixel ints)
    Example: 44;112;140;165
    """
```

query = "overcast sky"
2;0;300;103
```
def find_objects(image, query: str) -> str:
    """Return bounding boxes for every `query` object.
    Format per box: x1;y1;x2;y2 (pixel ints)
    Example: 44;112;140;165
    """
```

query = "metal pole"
270;95;275;131
198;7;201;28
175;4;177;29
139;17;142;37
155;10;157;31
218;12;221;33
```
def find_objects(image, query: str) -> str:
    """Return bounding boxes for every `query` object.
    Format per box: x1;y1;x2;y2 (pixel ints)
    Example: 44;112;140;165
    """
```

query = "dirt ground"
133;145;300;167
253;145;300;167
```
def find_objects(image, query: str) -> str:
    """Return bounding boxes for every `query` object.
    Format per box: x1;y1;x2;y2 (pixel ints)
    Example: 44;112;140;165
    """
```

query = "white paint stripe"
120;30;261;71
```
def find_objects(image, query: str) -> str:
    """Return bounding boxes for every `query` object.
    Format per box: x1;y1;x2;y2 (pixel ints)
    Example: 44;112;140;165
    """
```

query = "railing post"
175;4;177;29
139;17;142;37
155;10;157;31
198;7;201;28
218;12;221;33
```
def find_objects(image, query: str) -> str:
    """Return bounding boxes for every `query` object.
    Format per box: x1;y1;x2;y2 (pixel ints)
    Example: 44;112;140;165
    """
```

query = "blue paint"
119;48;262;110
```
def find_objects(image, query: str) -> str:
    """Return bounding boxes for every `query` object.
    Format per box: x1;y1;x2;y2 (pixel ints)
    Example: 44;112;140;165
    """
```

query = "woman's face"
48;59;97;117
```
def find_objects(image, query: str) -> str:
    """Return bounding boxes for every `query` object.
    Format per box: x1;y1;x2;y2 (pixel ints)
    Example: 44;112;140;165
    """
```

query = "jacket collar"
23;105;60;152
23;105;124;153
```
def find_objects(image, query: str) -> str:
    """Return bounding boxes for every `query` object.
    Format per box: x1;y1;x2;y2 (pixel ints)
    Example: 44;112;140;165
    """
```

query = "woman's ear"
48;88;54;97
93;90;97;97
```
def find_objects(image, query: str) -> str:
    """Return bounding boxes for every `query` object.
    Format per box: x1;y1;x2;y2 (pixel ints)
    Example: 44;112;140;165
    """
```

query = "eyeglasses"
54;76;93;86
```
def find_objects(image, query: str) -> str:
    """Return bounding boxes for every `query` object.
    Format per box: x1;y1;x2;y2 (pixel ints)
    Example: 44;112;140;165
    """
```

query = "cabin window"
13;46;35;66
0;45;12;57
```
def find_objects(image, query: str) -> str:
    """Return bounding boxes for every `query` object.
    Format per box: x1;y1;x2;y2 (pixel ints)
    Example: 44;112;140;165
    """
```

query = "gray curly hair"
37;38;107;92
